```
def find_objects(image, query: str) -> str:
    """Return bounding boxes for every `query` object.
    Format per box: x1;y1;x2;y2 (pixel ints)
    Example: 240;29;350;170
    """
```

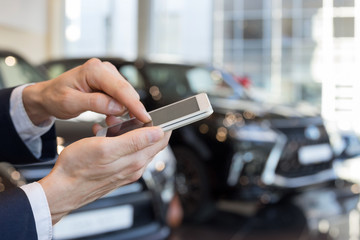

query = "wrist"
22;82;52;126
39;174;78;225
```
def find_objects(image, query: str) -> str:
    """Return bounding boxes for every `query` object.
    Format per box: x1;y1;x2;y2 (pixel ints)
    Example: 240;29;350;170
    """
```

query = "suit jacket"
0;87;57;240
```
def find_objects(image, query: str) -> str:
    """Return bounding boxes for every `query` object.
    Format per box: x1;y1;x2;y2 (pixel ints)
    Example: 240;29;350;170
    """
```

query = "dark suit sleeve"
0;188;37;240
0;87;57;164
0;87;57;239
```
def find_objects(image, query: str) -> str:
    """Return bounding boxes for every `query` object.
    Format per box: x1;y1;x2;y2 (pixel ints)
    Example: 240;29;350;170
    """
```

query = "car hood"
209;96;320;120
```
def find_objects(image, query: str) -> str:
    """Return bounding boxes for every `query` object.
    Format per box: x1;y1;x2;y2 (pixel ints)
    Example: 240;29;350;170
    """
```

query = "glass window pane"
223;50;233;62
0;56;44;88
45;64;67;79
224;20;234;39
333;17;355;38
243;19;263;39
282;18;293;38
282;0;293;9
224;0;234;11
302;17;312;39
334;0;354;7
145;65;192;101
243;40;263;49
243;49;263;71
244;0;263;10
302;0;322;8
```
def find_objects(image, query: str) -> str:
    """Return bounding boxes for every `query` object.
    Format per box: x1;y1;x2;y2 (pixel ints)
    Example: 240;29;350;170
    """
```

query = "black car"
40;57;339;222
0;50;179;239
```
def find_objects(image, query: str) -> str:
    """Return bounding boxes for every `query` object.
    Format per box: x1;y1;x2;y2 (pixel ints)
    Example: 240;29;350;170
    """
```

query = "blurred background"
2;0;360;129
2;0;360;240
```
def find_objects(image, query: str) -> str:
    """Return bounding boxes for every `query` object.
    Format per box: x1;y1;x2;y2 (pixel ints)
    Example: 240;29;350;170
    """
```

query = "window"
243;19;263;39
244;0;263;10
224;20;235;39
333;17;355;38
282;0;293;9
302;17;314;39
334;0;354;7
145;65;192;101
45;64;67;79
0;56;45;88
302;0;322;9
64;0;138;58
282;18;293;38
187;68;234;98
224;0;234;11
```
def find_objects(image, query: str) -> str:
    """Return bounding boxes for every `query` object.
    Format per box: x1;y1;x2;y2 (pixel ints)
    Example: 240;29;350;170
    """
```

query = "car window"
145;65;191;101
119;65;145;89
186;68;215;93
186;67;234;98
46;63;67;79
0;56;45;88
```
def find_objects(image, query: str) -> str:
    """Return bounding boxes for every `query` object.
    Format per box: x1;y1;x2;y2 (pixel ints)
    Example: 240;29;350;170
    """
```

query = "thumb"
105;127;165;157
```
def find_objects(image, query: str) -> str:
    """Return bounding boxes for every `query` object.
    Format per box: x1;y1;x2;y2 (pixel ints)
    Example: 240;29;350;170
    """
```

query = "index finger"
83;59;152;123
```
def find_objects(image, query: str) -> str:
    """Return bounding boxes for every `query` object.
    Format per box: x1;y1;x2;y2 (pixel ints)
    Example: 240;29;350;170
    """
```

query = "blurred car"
40;57;339;222
0;50;179;239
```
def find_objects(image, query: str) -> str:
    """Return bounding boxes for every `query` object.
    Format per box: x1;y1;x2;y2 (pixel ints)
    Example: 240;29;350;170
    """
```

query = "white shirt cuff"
9;84;55;158
21;182;53;240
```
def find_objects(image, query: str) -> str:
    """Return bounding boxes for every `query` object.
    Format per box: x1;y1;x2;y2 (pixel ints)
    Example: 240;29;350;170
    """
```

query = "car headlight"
227;124;279;187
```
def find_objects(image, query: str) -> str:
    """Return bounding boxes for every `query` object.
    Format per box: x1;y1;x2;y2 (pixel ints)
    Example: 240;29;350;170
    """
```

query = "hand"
22;58;151;125
39;126;171;224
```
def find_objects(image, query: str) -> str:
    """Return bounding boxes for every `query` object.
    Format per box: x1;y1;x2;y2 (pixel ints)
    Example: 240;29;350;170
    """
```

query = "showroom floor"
167;186;360;240
168;202;311;240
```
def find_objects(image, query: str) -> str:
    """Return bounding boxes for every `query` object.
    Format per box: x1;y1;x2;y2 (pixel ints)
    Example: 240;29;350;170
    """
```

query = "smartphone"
97;93;213;137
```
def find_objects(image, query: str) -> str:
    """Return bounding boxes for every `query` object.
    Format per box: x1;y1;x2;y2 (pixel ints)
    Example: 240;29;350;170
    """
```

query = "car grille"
271;117;333;178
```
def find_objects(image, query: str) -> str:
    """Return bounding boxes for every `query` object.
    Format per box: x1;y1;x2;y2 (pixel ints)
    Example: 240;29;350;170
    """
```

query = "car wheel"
173;146;215;222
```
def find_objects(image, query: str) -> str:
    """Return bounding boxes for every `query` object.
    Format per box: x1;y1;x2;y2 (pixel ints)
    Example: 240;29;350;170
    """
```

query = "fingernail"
148;128;163;143
144;110;152;122
109;100;125;113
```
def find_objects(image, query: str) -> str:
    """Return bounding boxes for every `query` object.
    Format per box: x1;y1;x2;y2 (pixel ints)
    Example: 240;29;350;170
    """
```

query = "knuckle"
84;58;102;69
103;61;117;71
88;93;101;109
127;135;146;153
95;139;110;158
129;159;145;172
114;77;132;91
58;89;72;105
129;170;143;182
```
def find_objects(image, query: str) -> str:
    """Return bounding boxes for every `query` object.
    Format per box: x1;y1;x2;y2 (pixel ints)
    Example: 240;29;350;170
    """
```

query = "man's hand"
39;126;171;224
22;58;151;125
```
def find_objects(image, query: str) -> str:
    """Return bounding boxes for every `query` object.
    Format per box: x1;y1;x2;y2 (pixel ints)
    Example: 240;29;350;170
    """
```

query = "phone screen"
105;96;200;137
149;96;199;126
105;119;153;137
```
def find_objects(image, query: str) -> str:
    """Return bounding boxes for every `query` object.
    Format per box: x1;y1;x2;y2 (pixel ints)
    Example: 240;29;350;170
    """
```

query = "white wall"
0;0;54;64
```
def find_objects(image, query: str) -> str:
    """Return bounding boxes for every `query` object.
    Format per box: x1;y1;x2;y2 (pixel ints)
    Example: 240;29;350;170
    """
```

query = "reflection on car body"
38;56;344;222
0;50;178;239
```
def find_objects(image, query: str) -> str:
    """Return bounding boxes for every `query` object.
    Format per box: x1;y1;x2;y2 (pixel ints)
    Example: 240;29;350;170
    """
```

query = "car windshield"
0;55;45;88
145;64;235;101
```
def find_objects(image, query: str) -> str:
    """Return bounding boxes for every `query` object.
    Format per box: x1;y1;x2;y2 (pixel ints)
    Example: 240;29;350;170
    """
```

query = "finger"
83;59;151;123
92;123;102;135
73;91;128;116
102;61;120;74
108;131;171;176
105;115;125;126
103;126;165;158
